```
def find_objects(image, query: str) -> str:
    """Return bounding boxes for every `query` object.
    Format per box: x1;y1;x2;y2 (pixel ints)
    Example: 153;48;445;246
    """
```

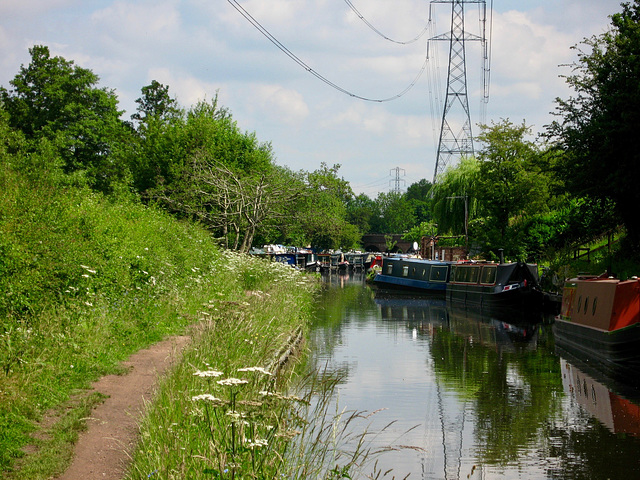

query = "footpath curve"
55;335;190;480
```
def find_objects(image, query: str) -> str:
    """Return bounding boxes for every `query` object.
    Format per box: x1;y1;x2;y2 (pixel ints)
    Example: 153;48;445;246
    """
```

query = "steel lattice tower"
430;0;489;183
389;167;406;194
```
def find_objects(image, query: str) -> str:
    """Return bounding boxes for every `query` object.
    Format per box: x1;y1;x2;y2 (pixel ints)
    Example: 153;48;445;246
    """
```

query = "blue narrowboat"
373;256;451;293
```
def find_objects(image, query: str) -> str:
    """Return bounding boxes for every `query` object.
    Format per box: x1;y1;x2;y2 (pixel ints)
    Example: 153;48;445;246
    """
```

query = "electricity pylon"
390;167;406;194
430;0;490;183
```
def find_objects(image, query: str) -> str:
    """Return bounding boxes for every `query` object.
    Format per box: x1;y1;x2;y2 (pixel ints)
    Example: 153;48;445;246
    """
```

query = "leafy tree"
549;1;640;248
165;153;300;252
128;81;185;193
0;45;129;192
431;156;481;236
405;179;433;224
371;191;416;233
346;193;379;234
131;80;182;127
297;163;360;250
402;221;438;244
474;120;552;254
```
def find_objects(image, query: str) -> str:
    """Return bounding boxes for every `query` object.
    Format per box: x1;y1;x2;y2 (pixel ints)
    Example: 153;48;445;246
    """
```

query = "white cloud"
250;84;310;125
147;67;220;108
0;0;75;17
90;0;182;42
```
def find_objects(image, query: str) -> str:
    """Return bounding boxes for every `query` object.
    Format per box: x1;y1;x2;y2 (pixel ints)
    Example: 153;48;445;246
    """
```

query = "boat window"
576;295;582;313
456;267;467;282
468;266;480;283
451;266;458;282
592;298;597;315
402;266;409;277
584;297;589;313
591;385;597;405
480;266;497;285
459;266;466;281
412;267;416;276
386;264;393;275
422;268;426;277
430;265;448;283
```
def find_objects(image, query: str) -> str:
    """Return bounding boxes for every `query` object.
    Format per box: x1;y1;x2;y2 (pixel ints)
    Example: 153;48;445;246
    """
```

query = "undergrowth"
1;152;317;478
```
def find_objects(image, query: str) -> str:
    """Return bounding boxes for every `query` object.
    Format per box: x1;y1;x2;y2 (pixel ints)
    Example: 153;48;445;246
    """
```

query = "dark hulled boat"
446;261;543;311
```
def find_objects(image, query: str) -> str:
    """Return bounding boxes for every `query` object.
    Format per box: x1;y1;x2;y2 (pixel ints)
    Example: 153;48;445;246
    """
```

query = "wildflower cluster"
190;365;304;478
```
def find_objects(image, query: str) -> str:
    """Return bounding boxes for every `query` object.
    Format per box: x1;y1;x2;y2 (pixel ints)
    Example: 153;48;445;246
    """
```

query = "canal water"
308;272;640;479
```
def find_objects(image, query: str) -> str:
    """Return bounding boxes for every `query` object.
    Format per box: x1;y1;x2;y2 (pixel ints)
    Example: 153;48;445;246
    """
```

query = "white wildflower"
191;394;222;403
259;390;279;397
217;377;249;387
193;370;224;378
238;366;272;376
246;438;268;448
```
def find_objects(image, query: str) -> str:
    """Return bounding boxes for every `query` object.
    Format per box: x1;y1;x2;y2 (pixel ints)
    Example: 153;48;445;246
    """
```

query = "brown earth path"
55;335;190;480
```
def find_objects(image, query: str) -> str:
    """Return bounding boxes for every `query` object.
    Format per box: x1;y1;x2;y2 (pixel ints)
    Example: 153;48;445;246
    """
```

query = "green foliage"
346;194;379;235
405;178;433;224
370;191;416;234
0;139;323;477
0;45;130;193
0;144;226;473
126;256;320;480
294;163;361;250
431;156;480;235
475;120;552;241
402;221;438;244
549;1;640;248
431;121;565;260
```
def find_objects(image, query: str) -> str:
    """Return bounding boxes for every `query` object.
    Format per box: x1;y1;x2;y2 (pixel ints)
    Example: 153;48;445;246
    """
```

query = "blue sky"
0;0;624;196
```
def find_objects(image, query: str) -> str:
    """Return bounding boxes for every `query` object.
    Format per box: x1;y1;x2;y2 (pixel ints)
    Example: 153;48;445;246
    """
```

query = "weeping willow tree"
431;156;481;240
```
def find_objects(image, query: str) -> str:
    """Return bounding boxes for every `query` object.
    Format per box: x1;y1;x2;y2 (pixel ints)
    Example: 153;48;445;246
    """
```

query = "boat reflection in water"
560;357;640;438
445;304;543;353
312;276;640;478
374;292;447;324
374;288;544;352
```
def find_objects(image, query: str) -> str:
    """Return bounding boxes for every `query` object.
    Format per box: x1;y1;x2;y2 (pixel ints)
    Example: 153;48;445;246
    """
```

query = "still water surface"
308;272;640;479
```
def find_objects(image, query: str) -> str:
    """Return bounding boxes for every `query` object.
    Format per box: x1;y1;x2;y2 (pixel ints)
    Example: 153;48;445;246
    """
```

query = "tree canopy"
2;35;637;259
549;0;640;247
0;45;128;192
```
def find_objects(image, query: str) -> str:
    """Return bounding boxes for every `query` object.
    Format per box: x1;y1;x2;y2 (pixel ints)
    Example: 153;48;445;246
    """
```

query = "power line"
343;0;430;45
227;0;428;103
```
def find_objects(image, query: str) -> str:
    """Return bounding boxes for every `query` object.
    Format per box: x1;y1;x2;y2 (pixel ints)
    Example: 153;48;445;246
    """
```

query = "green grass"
125;259;319;479
0;155;324;479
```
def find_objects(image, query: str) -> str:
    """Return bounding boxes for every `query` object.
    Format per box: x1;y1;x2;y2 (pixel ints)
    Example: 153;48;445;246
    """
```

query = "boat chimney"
499;248;504;264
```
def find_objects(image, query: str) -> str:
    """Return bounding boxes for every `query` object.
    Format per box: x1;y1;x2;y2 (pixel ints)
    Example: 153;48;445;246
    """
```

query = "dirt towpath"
55;336;190;480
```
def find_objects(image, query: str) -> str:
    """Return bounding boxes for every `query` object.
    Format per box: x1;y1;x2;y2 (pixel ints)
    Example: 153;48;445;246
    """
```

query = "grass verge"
0;155;320;478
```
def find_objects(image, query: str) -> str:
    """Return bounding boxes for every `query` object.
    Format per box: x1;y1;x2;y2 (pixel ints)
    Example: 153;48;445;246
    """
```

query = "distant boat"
372;256;450;293
446;261;543;311
344;252;374;270
554;274;640;370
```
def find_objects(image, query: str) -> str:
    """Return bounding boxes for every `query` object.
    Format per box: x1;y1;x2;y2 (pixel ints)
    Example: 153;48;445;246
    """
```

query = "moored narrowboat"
446;261;543;310
554;275;640;370
372;256;450;293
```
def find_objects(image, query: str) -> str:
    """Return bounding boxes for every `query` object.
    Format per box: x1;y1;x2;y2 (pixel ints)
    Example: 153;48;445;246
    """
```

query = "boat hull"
554;319;640;371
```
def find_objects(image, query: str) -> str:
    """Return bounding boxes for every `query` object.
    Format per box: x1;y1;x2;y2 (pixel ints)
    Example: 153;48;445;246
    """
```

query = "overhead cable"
343;0;430;45
227;0;427;102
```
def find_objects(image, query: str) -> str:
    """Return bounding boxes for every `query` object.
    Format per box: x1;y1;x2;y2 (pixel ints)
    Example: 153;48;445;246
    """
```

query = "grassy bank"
126;256;318;479
0;157;319;479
